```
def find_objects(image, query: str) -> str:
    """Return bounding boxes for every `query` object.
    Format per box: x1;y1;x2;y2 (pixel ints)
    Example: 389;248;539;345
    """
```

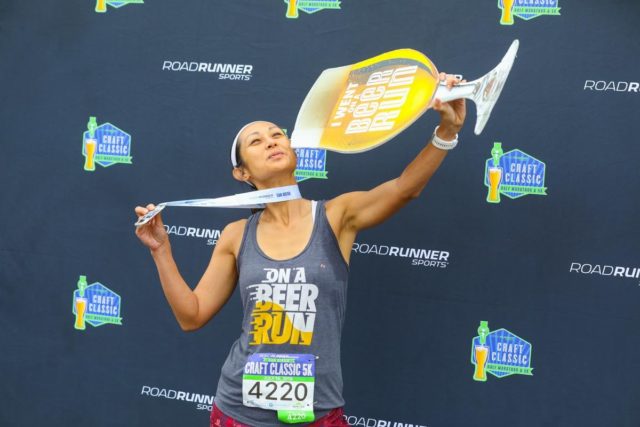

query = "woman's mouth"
268;151;285;160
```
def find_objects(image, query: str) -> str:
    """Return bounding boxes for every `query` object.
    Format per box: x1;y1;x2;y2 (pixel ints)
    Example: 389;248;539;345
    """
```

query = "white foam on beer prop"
291;39;519;153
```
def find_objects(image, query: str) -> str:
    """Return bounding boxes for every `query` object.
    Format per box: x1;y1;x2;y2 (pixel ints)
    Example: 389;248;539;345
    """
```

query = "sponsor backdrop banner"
1;0;639;426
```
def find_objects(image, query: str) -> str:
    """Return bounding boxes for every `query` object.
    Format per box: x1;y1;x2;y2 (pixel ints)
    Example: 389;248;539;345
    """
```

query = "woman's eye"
250;139;260;145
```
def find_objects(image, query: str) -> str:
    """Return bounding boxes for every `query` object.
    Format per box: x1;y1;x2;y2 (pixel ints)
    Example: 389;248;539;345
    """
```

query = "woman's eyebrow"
245;126;279;140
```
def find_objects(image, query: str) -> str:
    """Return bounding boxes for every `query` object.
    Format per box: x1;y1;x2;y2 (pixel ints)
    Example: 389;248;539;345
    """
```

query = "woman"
135;74;466;427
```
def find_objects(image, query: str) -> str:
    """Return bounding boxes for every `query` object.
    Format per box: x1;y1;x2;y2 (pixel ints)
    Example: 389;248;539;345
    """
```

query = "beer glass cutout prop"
473;321;490;382
74;276;88;330
291;40;519;153
84;117;98;171
286;0;299;18
500;0;516;25
96;0;107;13
487;142;504;203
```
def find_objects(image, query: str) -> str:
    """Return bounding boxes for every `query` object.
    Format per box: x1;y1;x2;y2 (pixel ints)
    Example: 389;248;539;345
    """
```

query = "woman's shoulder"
215;218;250;256
222;218;249;238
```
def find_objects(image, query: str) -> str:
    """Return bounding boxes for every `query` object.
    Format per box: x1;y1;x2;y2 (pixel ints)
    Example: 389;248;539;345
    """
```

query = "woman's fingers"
134;206;148;217
439;72;462;89
134;204;157;216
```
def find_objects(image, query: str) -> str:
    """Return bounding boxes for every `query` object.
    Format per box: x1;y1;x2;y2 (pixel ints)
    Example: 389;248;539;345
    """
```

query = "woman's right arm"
134;204;244;331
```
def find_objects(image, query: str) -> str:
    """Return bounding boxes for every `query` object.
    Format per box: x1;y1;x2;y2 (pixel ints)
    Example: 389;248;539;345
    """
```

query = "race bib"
242;353;315;424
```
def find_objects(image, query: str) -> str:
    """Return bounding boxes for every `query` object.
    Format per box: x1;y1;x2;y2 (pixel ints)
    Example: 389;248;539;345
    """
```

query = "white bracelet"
430;126;459;151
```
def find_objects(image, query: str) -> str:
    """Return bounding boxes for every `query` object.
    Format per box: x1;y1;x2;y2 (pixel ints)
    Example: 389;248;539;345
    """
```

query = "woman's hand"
134;204;169;251
432;73;467;140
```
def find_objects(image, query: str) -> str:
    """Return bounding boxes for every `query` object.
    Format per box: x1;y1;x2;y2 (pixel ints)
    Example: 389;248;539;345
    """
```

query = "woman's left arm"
329;74;467;233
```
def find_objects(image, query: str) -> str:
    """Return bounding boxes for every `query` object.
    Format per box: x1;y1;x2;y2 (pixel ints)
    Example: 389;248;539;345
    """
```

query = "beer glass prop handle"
433;39;519;135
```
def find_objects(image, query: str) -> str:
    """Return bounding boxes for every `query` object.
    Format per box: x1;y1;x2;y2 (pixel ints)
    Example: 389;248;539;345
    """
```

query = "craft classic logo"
498;0;560;25
93;0;143;13
281;128;329;183
72;275;123;330
284;0;341;19
471;321;533;381
82;116;132;171
484;142;547;204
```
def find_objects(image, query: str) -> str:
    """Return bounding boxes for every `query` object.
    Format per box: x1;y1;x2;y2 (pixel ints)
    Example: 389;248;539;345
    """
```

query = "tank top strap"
236;210;261;271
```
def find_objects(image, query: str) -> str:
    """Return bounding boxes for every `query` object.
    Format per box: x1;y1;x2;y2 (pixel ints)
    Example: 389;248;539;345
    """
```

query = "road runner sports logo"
498;0;560;25
161;61;253;81
164;224;221;246
72;275;123;330
93;0;143;13
343;414;428;427
284;0;341;19
82;116;132;171
584;80;640;93
569;262;640;285
471;321;533;381
140;385;214;411
352;242;450;268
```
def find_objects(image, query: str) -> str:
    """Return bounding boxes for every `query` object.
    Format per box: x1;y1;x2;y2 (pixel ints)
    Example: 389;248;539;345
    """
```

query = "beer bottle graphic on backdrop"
84;117;98;171
286;0;299;18
487;142;504;203
96;0;107;13
500;0;516;25
473;321;490;381
74;276;89;330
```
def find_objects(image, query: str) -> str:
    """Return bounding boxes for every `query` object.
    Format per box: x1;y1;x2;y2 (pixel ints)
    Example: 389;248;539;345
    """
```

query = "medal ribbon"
134;185;302;227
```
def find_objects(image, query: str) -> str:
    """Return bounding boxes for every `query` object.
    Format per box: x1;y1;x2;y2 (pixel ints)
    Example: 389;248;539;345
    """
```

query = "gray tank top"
214;200;349;426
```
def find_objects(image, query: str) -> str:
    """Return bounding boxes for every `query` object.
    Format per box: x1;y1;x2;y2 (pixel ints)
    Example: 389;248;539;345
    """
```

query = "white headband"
231;121;266;168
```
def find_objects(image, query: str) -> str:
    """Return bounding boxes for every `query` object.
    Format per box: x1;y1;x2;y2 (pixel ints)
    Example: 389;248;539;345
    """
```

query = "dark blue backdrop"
1;1;639;426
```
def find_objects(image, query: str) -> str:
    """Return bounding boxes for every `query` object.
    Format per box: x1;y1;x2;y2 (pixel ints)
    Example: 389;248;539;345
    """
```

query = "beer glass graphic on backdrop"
487;167;502;203
74;276;89;330
286;0;299;18
84;117;98;171
500;0;516;25
473;321;490;381
96;0;107;13
487;142;504;203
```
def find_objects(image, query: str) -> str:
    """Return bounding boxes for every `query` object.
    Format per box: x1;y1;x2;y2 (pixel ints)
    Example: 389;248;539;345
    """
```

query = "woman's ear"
232;167;251;184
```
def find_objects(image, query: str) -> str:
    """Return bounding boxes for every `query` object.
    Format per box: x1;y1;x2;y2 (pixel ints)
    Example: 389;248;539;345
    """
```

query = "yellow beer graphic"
500;0;515;25
291;41;519;151
75;298;88;330
487;167;502;203
473;345;489;381
293;49;439;153
286;0;299;18
96;0;107;13
84;138;97;171
473;321;490;381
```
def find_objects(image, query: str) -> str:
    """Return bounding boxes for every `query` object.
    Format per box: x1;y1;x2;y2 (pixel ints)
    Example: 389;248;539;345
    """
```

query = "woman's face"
234;121;297;185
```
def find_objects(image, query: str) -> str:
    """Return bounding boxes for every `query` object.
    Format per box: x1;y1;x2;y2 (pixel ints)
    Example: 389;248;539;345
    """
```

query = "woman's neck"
261;198;310;226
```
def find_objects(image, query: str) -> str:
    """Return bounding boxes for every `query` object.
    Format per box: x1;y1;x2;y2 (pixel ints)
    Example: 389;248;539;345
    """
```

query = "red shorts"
210;404;349;427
